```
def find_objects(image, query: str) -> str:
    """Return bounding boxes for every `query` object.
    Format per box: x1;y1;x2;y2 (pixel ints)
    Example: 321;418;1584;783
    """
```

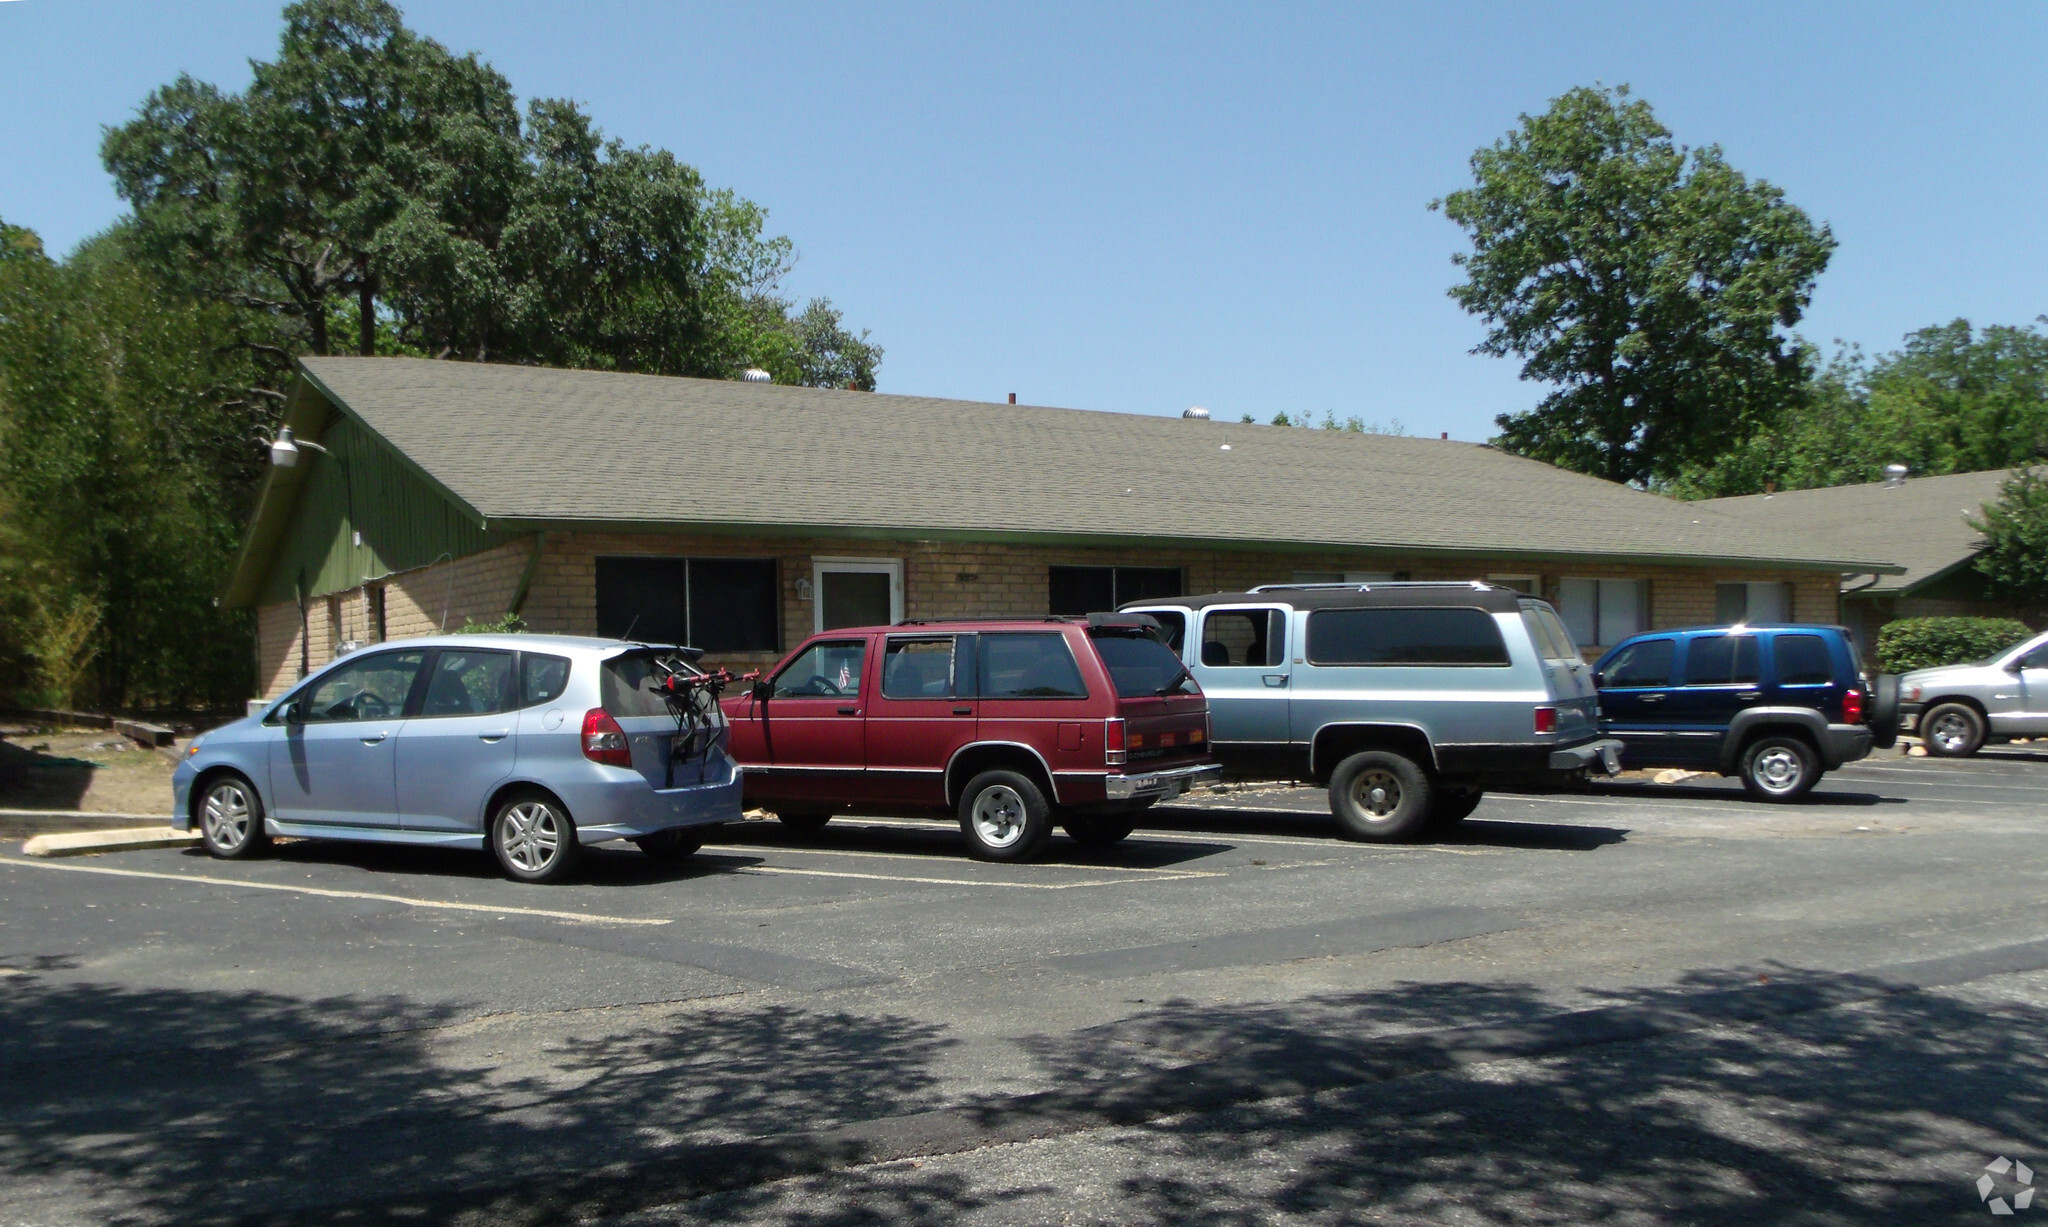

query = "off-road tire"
1738;734;1820;802
1328;751;1434;842
1430;787;1485;830
634;827;705;861
198;774;271;860
1868;674;1902;750
958;770;1053;862
489;790;583;884
1921;702;1985;758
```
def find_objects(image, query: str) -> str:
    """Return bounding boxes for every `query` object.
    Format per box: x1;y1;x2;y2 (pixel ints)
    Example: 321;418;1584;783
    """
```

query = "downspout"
508;532;547;620
296;570;310;679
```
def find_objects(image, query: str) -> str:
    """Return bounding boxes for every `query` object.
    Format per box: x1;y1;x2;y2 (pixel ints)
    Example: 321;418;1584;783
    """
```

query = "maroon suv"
721;615;1220;860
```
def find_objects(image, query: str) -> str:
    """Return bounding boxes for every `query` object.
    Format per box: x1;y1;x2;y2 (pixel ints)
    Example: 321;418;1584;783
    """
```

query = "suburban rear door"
1190;605;1292;746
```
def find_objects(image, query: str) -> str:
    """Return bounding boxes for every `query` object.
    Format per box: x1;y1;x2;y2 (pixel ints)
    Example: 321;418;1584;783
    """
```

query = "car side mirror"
282;700;304;725
751;678;773;700
1592;671;1607;688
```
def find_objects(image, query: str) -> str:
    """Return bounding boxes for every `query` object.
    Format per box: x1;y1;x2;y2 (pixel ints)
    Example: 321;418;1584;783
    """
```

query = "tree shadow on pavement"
0;975;953;1225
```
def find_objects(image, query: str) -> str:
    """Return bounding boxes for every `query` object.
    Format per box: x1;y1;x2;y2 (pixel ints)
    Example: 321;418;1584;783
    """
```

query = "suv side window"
521;653;572;707
1306;607;1509;666
882;637;959;699
1201;609;1285;668
420;648;517;716
1772;634;1835;687
773;640;868;698
297;650;428;722
979;633;1087;699
1684;635;1760;686
1601;638;1675;687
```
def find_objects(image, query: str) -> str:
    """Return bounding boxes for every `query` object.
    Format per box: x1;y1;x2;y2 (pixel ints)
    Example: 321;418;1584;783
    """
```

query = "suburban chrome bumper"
1104;762;1223;801
1550;738;1625;776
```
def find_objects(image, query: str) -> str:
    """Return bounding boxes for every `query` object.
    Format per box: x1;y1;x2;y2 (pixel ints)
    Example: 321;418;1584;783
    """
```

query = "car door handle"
1263;674;1289;688
360;732;388;745
1638;694;1664;704
837;706;859;716
953;706;973;716
1737;690;1761;701
478;730;510;742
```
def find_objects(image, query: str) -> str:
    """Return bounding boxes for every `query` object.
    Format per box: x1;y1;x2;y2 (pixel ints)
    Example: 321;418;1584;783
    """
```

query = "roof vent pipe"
741;368;772;383
1009;393;1017;404
1183;406;1210;420
1884;463;1909;488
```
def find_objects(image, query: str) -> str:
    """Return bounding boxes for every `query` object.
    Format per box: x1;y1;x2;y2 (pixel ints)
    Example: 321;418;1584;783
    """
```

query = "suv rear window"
980;633;1088;699
1306;607;1509;666
1090;630;1195;697
1683;635;1761;685
1773;634;1834;686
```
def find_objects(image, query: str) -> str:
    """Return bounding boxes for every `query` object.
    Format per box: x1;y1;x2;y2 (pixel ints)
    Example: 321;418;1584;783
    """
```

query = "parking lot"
5;747;2048;1225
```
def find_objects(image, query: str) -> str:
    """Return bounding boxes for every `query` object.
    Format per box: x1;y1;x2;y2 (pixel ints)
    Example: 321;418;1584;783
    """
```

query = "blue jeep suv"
1592;624;1898;801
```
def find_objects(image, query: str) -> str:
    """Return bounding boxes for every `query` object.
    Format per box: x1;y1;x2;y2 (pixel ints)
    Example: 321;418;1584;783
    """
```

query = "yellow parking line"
1;857;670;926
736;865;1224;890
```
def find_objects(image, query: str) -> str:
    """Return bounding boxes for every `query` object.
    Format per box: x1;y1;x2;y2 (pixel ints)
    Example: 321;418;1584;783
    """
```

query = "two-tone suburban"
721;615;1218;860
1121;583;1622;841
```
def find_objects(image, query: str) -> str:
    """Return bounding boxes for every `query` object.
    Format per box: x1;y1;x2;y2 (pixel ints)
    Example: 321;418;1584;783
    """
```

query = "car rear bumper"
562;755;746;844
1819;723;1872;769
1104;762;1223;801
1549;738;1625;777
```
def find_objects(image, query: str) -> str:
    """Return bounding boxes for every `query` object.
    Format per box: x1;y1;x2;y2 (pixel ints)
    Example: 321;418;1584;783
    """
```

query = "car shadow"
1145;804;1629;853
706;817;1236;869
0;736;95;812
1585;780;1903;808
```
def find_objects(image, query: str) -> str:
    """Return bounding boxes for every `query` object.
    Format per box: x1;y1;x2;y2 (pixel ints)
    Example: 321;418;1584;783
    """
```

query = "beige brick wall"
252;532;1848;696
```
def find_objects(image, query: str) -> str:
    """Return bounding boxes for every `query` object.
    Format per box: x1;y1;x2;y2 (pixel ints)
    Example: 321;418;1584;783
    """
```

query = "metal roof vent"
1884;463;1909;488
741;368;772;383
1183;406;1210;420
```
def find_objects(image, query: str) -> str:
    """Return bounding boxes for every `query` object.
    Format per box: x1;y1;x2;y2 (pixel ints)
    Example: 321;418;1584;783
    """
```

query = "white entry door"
814;557;903;632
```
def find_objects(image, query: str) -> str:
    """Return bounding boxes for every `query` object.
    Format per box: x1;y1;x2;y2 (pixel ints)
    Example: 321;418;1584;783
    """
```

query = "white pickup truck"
1899;629;2048;756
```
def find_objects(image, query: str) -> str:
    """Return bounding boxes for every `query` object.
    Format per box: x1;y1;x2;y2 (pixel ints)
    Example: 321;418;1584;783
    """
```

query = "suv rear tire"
1738;734;1819;802
1063;815;1138;849
1328;751;1434;842
775;810;833;833
1430;787;1485;831
959;770;1053;861
1921;702;1985;758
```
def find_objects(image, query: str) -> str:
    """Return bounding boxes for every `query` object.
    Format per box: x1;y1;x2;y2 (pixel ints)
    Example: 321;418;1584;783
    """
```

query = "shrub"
1876;616;2032;673
452;613;529;635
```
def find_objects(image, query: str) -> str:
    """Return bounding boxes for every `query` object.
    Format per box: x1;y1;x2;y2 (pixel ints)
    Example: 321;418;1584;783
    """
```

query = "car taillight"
582;708;633;767
1842;689;1865;724
1105;717;1126;766
1534;706;1558;734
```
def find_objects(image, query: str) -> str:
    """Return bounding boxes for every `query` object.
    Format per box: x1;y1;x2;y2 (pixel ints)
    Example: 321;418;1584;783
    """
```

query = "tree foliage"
1669;319;2048;497
1435;85;1834;487
1971;467;2048;605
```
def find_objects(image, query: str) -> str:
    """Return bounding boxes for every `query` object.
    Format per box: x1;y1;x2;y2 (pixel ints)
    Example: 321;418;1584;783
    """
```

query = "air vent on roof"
741;368;772;383
1183;406;1210;420
1884;463;1908;488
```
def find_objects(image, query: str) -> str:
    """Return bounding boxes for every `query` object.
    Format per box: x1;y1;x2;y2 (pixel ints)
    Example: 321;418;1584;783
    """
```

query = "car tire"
775;810;832;834
490;791;583;884
1328;751;1434;842
1921;702;1985;758
1430;787;1485;830
1738;734;1820;802
198;774;270;860
1868;674;1901;750
958;770;1053;862
634;827;705;861
1063;815;1138;849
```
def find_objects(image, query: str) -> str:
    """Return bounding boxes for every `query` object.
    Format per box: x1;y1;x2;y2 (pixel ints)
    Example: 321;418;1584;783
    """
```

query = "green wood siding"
256;415;498;605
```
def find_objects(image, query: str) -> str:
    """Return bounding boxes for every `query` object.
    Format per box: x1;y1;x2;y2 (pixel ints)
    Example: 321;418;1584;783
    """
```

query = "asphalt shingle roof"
1705;468;2014;592
294;357;1898;572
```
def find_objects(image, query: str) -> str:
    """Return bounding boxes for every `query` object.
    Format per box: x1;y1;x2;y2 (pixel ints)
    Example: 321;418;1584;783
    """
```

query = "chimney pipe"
1008;393;1017;405
1440;432;1448;440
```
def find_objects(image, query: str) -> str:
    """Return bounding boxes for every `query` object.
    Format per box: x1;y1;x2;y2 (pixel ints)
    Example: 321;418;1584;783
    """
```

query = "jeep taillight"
1842;689;1865;724
582;708;633;767
1534;706;1558;734
1105;717;1127;765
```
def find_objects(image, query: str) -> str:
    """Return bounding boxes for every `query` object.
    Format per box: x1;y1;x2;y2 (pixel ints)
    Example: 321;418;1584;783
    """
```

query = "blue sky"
3;2;2044;439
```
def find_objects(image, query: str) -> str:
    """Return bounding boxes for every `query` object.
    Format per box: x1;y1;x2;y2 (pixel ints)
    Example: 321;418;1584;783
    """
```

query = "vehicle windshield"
1090;630;1197;697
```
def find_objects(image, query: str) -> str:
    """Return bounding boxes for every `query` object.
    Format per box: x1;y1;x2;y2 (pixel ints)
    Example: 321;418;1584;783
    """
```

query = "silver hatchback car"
171;635;744;882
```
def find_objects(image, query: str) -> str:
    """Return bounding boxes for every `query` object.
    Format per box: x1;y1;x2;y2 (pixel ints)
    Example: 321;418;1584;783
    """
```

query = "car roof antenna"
620;614;641;643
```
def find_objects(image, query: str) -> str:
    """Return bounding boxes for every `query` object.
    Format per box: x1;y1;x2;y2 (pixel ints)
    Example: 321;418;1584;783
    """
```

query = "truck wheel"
775;810;832;833
1063;815;1138;848
1738;734;1819;802
634;827;705;861
1921;703;1985;758
1867;674;1901;750
1430;787;1485;831
959;770;1053;861
198;774;271;860
1328;751;1433;842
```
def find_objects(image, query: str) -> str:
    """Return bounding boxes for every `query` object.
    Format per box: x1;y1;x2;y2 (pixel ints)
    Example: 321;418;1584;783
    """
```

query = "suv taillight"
1842;689;1865;724
582;708;633;767
1534;706;1558;734
1105;717;1127;766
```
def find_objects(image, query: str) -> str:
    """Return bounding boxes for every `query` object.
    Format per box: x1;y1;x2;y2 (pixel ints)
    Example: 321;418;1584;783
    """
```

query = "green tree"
1434;85;1835;487
1971;467;2048;605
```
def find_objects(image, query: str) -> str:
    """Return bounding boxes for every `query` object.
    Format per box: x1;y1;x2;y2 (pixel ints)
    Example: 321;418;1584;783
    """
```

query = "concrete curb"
21;827;198;857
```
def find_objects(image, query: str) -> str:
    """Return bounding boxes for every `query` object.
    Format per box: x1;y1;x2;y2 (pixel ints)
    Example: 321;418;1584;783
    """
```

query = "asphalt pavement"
3;747;2046;1225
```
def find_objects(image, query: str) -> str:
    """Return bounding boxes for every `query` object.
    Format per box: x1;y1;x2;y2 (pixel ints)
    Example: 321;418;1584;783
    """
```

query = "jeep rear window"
1773;634;1834;686
1306;607;1509;666
1090;630;1196;697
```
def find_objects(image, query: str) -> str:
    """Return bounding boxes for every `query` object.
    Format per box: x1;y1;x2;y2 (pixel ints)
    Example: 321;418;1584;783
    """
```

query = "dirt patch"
0;724;176;817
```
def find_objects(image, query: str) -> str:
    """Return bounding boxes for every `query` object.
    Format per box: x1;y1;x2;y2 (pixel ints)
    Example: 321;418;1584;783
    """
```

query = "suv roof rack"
893;613;1163;631
1248;580;1501;594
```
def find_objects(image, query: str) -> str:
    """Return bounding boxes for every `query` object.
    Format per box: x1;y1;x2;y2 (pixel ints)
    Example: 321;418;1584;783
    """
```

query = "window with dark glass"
298;650;427;723
1772;634;1834;686
1601;638;1674;687
979;633;1087;698
1048;565;1183;615
1090;630;1195;697
882;637;959;699
595;557;778;652
1201;609;1286;667
521;653;571;707
1306;608;1509;666
421;649;516;716
1683;635;1761;685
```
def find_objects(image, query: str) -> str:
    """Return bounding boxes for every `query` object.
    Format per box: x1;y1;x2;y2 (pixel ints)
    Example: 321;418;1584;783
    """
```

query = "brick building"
225;358;1897;698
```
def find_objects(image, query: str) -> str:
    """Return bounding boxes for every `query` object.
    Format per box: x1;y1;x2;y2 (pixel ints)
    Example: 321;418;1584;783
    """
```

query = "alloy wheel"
498;801;562;873
1752;746;1805;794
202;781;253;852
1928;711;1975;755
971;785;1028;849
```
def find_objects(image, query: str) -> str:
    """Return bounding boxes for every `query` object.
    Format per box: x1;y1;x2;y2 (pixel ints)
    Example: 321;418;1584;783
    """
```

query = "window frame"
1558;577;1649;648
813;556;903;633
976;631;1090;700
1304;606;1512;668
1047;564;1185;615
770;637;872;699
879;634;965;701
414;646;519;719
595;555;782;653
1196;606;1288;669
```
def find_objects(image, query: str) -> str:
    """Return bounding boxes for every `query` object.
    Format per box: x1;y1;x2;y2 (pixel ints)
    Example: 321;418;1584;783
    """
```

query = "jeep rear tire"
959;770;1053;862
1328;751;1434;842
1921;702;1985;758
1738;734;1820;802
1868;674;1901;750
